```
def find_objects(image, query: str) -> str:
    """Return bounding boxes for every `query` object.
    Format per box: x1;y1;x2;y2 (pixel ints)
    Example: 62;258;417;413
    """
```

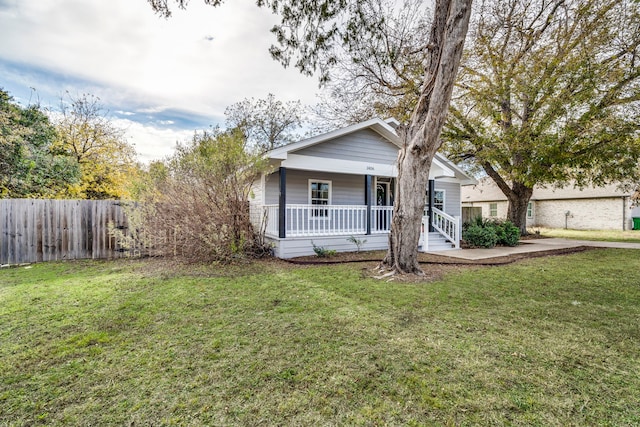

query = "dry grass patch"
536;227;640;243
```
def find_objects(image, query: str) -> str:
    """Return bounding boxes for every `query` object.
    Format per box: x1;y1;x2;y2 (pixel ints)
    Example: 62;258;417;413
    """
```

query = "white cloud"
114;118;192;163
135;105;171;115
0;0;321;161
0;0;319;111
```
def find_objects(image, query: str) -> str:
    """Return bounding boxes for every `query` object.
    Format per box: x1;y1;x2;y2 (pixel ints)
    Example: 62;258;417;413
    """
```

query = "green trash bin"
633;218;640;230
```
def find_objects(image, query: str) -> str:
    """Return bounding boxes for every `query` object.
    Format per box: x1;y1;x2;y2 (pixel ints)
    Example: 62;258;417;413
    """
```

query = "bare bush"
121;129;272;263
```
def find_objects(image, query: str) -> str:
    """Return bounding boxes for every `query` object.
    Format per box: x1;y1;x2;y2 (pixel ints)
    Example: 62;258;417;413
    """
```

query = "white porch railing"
431;207;461;249
258;204;394;237
371;205;394;234
249;204;278;237
262;204;280;237
287;204;367;236
256;204;460;249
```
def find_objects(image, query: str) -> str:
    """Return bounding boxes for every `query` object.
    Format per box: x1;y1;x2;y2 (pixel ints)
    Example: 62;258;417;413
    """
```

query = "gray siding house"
250;118;476;258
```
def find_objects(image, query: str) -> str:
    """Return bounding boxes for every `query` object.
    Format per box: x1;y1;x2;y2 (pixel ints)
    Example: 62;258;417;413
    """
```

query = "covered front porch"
252;199;461;258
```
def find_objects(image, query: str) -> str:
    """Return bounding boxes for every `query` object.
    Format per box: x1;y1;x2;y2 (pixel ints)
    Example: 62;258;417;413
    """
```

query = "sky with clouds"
0;0;320;162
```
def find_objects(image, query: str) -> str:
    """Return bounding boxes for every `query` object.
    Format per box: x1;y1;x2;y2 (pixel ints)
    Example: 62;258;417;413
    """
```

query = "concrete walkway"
428;238;640;261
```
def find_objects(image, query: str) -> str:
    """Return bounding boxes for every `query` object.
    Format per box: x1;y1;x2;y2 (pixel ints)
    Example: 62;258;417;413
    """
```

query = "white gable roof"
267;117;400;160
265;118;476;184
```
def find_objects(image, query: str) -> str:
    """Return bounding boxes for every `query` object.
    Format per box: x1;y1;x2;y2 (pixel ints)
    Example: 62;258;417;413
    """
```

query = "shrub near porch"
463;217;521;248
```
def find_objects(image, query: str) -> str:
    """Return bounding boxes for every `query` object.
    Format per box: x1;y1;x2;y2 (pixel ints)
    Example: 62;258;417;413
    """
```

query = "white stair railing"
431;207;461;249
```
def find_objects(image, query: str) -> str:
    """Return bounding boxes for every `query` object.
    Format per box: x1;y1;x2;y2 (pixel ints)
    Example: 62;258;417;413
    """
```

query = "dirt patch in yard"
289;245;597;283
288;245;595;266
125;245;595;284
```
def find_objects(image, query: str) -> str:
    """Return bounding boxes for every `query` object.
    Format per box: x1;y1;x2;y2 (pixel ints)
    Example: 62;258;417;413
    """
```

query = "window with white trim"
424;189;445;215
527;202;533;219
489;203;498;217
434;190;445;211
309;180;331;217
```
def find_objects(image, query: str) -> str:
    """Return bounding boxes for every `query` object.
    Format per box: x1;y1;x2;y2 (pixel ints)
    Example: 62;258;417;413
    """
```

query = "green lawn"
1;251;639;426
536;227;640;243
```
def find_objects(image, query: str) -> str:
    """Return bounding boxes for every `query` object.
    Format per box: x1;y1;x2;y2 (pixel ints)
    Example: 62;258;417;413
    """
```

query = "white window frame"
527;201;533;219
424;189;446;215
308;179;332;218
434;189;445;211
489;203;498;217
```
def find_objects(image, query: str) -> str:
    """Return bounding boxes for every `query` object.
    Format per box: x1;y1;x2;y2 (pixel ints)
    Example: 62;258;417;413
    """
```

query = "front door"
376;182;389;207
376;179;391;230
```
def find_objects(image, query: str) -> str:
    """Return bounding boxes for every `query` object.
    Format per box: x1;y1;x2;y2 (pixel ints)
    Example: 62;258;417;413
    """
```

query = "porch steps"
426;232;456;251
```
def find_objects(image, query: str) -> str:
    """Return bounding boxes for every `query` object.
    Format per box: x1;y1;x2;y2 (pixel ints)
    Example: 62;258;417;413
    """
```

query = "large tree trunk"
506;182;533;235
384;147;431;273
483;163;534;236
382;0;473;274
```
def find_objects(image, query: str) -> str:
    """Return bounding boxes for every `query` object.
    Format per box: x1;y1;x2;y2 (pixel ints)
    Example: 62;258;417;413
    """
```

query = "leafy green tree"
54;93;138;199
444;0;640;233
225;93;303;152
149;0;474;275
128;160;169;202
0;88;79;198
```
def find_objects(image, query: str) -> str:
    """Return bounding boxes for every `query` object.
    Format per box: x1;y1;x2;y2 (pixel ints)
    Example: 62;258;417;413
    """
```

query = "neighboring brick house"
462;178;640;230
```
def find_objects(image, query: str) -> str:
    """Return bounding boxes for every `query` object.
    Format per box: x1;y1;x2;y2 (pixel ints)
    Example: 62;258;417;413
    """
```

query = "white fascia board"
431;157;455;178
434;176;463;184
370;121;401;146
428;163;456;180
267;118;400;160
384;117;401;127
434;152;477;184
459;176;478;185
281;154;397;176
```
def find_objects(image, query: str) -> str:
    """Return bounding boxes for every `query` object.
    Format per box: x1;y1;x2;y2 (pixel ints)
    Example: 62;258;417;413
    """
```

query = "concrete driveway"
429;238;640;261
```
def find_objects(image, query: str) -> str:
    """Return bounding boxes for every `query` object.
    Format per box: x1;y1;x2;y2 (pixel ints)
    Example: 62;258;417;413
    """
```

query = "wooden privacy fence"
0;199;131;265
